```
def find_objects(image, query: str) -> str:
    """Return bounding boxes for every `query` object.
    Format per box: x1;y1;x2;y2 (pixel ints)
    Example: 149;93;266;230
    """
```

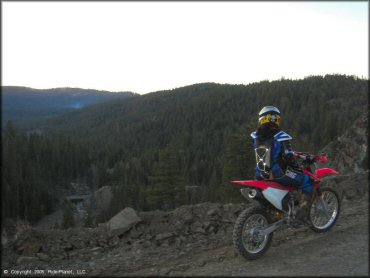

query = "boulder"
172;206;193;224
107;207;141;237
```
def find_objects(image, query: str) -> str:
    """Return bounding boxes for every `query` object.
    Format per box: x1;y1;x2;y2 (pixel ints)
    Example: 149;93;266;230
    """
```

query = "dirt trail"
114;196;369;277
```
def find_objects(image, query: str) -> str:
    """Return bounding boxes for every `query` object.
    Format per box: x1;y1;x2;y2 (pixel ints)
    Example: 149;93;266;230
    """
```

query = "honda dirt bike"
231;152;340;260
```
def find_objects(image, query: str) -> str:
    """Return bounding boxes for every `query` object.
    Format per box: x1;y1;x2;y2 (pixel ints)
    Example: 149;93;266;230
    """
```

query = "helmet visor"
258;114;281;126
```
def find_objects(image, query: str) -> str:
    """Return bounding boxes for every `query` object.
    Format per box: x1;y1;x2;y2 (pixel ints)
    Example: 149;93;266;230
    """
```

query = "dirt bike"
231;152;341;260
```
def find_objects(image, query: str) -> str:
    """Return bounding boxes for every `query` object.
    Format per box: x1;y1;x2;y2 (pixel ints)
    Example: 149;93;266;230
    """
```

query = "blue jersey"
251;130;294;180
250;130;313;193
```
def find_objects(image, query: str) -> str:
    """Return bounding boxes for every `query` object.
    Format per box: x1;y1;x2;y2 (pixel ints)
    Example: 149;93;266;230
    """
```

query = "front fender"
316;168;339;179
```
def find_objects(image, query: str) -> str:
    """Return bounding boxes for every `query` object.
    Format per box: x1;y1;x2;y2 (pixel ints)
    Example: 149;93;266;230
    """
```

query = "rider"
251;106;315;221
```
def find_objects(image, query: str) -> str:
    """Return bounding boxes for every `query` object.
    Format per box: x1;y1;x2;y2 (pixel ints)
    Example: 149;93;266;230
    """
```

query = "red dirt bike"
231;152;341;260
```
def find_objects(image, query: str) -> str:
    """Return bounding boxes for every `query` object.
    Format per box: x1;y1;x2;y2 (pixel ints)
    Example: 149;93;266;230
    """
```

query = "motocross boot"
294;190;314;224
295;176;316;222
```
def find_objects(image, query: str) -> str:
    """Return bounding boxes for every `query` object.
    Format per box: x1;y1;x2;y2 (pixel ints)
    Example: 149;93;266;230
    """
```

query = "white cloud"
2;2;368;94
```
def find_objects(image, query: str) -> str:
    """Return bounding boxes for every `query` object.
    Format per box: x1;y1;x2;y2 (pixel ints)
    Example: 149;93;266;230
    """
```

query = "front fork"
313;190;331;219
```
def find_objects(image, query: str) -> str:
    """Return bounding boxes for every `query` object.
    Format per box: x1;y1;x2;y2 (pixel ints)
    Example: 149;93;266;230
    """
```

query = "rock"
61;242;73;251
173;206;193;224
108;236;119;247
194;227;207;235
161;242;169;248
36;252;50;262
91;186;113;213
155;232;174;241
207;226;215;233
207;208;218;216
67;250;79;258
98;238;108;247
320;108;367;175
190;221;204;233
132;239;145;248
128;225;145;239
21;241;42;256
90;247;103;252
16;256;39;265
71;240;86;249
107;207;141;237
197;260;206;267
203;221;211;229
142;241;152;248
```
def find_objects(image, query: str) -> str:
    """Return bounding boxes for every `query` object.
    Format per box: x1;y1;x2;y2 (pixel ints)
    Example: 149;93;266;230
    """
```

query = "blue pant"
274;173;313;193
256;168;314;193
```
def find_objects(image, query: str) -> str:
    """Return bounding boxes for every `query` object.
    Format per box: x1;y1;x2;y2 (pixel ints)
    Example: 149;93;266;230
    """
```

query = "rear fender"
231;180;293;211
231;180;268;190
231;180;295;191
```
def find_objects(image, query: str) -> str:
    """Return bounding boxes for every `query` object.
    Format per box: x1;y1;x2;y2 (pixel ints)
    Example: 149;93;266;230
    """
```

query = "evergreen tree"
84;203;94;228
62;201;75;229
147;144;185;210
221;123;255;203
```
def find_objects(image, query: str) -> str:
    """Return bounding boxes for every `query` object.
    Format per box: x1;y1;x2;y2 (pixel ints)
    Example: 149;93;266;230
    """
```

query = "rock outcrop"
319;107;368;175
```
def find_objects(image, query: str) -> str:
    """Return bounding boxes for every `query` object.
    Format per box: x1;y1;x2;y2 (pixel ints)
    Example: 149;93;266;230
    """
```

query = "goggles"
258;114;281;126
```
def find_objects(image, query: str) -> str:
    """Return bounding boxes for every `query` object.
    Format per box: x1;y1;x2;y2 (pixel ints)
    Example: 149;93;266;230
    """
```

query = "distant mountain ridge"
1;86;137;128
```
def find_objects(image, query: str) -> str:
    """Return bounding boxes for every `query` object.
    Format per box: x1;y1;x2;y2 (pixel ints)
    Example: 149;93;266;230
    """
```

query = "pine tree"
62;201;75;229
84;203;94;228
147;144;185;210
221;123;255;203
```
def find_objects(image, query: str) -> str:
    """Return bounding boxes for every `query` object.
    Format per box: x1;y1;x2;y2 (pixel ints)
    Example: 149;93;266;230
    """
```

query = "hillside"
1;74;368;225
29;75;368;155
42;74;369;201
1;86;137;130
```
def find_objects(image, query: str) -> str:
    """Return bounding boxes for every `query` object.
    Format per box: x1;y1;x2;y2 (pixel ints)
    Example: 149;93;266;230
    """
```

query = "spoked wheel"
233;206;273;260
310;187;340;233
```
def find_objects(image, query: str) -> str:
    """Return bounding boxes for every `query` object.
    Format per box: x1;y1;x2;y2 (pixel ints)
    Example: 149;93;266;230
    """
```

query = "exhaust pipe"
248;189;257;198
241;188;259;199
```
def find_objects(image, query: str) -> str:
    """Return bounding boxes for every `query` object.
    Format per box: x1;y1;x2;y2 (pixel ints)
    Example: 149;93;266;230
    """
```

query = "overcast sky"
2;1;368;94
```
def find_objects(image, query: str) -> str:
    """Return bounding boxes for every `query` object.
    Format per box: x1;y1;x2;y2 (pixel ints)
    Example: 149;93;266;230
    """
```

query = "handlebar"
293;152;327;164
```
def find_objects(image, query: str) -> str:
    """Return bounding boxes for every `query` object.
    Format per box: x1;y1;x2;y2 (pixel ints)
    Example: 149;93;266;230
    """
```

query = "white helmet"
258;106;280;117
258;106;281;126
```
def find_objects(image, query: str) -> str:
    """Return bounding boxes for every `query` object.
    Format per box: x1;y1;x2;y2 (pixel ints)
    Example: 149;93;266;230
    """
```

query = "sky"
2;1;369;94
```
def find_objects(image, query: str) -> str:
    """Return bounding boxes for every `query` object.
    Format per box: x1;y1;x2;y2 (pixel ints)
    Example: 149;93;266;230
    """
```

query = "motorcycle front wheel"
232;205;273;260
309;187;341;233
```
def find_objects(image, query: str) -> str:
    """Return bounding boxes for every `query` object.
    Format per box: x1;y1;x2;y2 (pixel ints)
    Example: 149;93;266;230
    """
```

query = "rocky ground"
1;172;368;277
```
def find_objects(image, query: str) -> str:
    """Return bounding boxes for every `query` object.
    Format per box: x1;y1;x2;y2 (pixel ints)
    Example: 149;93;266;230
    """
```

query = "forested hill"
42;74;367;155
1;86;137;128
2;74;368;224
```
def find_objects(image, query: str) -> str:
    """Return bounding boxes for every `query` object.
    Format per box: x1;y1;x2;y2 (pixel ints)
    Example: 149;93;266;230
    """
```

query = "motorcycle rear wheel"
309;187;341;233
232;205;273;260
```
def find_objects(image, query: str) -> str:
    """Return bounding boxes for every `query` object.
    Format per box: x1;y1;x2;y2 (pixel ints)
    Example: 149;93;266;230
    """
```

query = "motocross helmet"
258;106;281;127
